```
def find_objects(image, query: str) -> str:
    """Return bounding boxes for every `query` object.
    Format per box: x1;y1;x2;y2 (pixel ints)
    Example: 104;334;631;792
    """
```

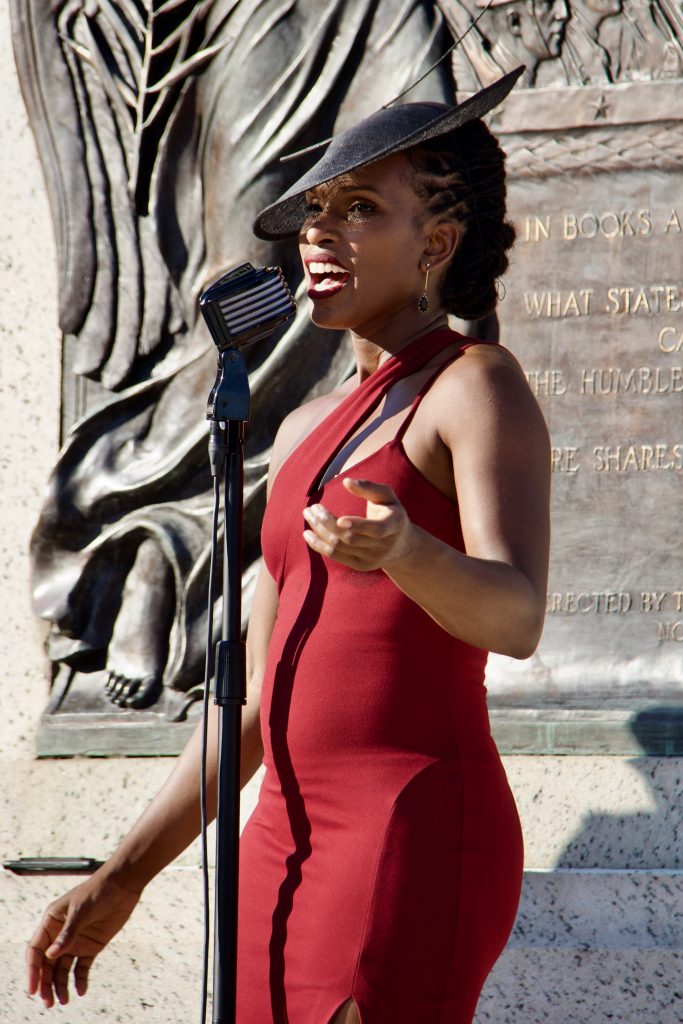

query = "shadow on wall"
473;707;683;1022
556;707;683;870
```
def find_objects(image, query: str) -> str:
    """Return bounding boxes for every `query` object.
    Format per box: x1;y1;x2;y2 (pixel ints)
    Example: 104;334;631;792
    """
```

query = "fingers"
27;911;65;999
302;482;409;570
45;914;76;960
27;940;92;1007
26;922;52;995
26;898;99;1007
38;957;56;1008
33;954;89;1008
52;954;75;1005
74;955;94;996
342;477;398;505
303;506;359;561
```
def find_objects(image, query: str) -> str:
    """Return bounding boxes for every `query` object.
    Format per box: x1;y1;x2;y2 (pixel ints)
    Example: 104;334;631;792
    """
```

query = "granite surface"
475;869;683;1023
505;755;683;870
5;867;682;1024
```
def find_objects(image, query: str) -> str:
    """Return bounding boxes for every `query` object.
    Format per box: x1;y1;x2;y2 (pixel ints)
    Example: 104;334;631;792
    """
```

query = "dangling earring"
417;261;430;313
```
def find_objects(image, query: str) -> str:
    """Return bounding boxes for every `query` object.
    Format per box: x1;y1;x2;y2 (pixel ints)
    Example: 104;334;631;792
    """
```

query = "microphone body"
200;263;296;425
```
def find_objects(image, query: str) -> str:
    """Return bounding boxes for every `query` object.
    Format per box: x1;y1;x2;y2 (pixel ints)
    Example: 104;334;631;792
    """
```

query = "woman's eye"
348;200;374;216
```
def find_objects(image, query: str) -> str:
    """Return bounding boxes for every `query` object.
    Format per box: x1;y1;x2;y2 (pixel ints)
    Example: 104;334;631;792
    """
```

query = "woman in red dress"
27;69;550;1023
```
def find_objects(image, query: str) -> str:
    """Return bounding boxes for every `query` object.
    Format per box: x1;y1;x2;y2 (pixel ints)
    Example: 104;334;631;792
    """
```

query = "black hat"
253;66;524;241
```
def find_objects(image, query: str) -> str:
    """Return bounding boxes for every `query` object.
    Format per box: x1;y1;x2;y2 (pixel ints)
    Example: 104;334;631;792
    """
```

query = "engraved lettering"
665;209;682;234
577;593;595;613
657;622;683;642
564;213;579;240
632;290;650;314
524;215;551;242
674;593;683;613
550;446;579;473
601;212;621;238
526;369;568;396
546;592;632;613
641;592;667;611
639;210;653;234
606;288;620;316
524;290;593;318
666;286;681;312
563;210;653;240
580;366;683;395
659;327;683;353
606;285;683;316
592;444;683;471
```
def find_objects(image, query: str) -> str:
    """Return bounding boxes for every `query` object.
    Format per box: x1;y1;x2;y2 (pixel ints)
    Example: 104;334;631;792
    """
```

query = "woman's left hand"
303;478;415;572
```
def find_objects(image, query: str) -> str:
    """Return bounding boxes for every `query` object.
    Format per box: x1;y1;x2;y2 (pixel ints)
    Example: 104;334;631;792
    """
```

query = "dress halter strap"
394;339;485;445
301;328;471;497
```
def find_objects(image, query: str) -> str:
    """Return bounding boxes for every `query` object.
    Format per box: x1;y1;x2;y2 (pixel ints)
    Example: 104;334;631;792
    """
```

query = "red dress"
236;328;523;1023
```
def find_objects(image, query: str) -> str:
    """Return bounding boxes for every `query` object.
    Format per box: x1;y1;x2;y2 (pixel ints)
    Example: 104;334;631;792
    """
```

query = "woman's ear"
422;220;462;273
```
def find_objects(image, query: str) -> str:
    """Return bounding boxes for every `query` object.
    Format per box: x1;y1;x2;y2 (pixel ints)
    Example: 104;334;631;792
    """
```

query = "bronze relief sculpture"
13;0;456;734
11;0;683;750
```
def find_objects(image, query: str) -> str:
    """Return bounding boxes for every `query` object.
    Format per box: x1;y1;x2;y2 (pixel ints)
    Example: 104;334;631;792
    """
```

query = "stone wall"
1;5;680;1021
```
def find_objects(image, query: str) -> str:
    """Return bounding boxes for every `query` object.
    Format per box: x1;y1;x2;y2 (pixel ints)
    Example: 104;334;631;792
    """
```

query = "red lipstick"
304;253;351;300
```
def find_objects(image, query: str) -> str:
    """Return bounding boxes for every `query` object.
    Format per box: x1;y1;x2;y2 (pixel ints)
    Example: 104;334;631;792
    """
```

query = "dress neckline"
302;327;468;498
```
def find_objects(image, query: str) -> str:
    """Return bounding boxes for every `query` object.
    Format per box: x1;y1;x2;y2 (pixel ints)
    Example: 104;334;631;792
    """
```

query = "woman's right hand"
26;872;142;1007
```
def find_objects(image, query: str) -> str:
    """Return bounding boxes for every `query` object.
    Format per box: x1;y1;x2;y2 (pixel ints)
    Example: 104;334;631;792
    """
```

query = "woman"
26;67;550;1023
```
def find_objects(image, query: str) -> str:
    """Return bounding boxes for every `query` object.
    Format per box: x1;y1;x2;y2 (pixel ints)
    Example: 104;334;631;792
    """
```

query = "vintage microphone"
199;263;296;1024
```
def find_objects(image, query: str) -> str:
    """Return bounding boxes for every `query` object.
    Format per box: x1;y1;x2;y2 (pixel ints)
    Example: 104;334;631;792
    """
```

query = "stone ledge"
490;706;683;756
36;706;683;757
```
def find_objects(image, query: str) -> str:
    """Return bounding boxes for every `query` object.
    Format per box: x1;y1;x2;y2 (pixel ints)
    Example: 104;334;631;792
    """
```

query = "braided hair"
407;119;515;320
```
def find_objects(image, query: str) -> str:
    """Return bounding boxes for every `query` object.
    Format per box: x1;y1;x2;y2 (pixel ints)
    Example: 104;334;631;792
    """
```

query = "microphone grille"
200;263;296;350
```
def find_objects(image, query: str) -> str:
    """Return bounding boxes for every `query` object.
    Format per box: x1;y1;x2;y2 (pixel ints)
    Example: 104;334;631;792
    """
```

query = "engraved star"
590;93;609;120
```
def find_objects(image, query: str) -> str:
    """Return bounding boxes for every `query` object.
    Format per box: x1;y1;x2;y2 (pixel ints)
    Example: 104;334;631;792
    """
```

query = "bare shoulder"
440;340;530;394
429;341;549;449
268;381;352;492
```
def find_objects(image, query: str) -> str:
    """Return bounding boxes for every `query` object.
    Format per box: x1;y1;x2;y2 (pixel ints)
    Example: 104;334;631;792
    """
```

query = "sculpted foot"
105;540;174;709
105;671;163;709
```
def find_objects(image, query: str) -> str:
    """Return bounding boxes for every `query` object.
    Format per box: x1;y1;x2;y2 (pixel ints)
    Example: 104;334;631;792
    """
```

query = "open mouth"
307;260;350;298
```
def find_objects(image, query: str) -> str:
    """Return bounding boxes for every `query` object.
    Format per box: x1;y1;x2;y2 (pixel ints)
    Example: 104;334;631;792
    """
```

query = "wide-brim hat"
253;65;524;241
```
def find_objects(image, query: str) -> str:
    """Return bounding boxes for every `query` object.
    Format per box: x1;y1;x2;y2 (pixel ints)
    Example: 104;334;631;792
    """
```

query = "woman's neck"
349;311;449;382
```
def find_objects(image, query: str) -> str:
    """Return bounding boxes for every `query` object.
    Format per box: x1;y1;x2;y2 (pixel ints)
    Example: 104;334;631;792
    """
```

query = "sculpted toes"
124;674;162;709
117;678;140;707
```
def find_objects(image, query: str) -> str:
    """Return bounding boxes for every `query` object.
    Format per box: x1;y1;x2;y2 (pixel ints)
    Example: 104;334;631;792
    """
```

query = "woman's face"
298;152;438;336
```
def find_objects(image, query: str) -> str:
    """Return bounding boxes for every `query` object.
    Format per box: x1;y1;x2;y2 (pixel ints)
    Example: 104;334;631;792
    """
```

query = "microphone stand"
206;346;250;1024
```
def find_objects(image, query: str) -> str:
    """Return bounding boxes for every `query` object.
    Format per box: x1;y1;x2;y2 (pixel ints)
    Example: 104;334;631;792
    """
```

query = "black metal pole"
207;349;250;1024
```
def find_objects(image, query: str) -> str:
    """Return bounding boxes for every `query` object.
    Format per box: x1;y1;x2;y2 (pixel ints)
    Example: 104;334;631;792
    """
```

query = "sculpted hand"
303;478;416;571
26;873;141;1007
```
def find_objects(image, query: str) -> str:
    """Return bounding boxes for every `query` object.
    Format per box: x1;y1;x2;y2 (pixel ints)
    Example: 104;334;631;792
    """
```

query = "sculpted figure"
445;0;570;89
600;0;683;79
13;0;456;714
537;0;624;85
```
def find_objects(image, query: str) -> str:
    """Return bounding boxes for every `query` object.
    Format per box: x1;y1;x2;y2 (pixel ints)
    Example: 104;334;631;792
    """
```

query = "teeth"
309;261;346;275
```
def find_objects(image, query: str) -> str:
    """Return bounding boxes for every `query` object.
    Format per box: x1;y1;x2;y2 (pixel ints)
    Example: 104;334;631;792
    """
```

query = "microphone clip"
206;347;250;424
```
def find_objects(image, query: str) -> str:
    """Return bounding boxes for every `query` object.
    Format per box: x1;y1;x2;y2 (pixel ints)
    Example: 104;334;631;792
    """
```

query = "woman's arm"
26;533;281;1007
302;348;551;659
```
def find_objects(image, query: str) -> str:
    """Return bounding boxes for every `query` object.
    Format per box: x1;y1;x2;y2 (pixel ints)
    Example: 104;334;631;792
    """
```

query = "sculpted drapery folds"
13;0;456;715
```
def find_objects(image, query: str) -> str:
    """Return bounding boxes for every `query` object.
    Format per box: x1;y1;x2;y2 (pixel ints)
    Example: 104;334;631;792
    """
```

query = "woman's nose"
304;212;340;245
